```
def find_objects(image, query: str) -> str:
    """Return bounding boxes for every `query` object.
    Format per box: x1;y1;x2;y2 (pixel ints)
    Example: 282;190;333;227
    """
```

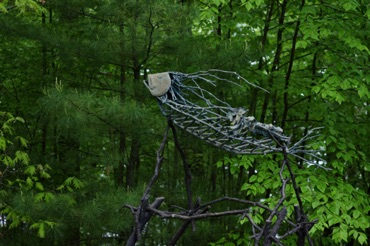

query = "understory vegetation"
1;0;369;245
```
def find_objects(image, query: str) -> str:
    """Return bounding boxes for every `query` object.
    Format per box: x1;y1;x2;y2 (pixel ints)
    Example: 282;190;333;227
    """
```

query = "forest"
0;0;369;245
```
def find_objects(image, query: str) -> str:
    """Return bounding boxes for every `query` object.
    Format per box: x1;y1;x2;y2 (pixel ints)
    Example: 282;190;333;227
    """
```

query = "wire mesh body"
160;100;284;155
145;70;326;166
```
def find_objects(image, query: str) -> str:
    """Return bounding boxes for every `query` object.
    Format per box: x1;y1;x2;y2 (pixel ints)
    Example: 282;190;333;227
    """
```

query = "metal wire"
145;70;327;168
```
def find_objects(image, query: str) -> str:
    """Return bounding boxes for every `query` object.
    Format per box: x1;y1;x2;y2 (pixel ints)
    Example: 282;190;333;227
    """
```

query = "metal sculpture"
144;69;325;167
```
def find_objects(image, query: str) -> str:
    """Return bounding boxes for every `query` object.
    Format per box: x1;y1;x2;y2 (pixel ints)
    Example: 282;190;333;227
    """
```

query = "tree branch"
125;126;169;246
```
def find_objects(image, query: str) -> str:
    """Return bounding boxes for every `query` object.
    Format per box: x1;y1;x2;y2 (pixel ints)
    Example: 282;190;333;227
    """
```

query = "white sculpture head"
146;72;172;97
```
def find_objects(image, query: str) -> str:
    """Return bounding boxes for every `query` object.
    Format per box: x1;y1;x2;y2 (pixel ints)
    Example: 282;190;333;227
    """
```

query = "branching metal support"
123;70;329;245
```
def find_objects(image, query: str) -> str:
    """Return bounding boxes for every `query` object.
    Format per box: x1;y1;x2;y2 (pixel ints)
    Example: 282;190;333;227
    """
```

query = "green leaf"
339;228;348;242
38;222;45;238
312;200;321;209
3;155;14;167
0;3;8;13
0;137;7;150
15;150;30;165
24;165;36;175
224;243;235;246
35;192;45;202
16;136;28;147
358;84;370;98
358;233;367;245
296;40;308;49
342;1;358;11
249;175;257;182
40;171;51;179
56;184;64;191
352;210;361;219
349;229;358;239
44;192;55;202
26;176;33;187
216;161;223;168
241;183;250;191
366;8;370;19
35;182;44;191
328;215;342;226
316;182;326;193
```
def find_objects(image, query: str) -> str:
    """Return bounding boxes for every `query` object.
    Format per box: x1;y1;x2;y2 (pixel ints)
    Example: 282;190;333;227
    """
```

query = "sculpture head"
145;72;171;97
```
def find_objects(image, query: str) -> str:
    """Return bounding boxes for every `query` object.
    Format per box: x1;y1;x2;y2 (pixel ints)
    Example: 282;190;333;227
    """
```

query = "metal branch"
168;119;195;231
283;146;315;246
196;196;272;213
149;207;250;220
255;155;288;245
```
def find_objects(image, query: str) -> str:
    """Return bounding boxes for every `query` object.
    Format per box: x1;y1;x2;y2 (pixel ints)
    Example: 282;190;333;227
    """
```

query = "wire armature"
144;69;327;169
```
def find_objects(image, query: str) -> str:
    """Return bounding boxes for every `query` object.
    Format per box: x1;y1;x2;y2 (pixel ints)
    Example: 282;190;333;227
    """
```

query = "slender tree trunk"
116;131;125;188
260;0;288;123
115;23;126;188
126;137;140;189
217;6;222;38
41;9;48;163
248;0;275;116
281;0;305;129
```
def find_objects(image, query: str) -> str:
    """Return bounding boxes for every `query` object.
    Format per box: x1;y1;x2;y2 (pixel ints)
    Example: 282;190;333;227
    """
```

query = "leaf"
296;40;308;49
14;117;25;123
16;136;28;147
366;8;370;19
40;171;51;179
342;1;358;11
349;229;358;239
0;137;7;150
358;233;367;245
35;182;44;191
56;184;64;191
249;175;257;182
38;222;45;238
65;177;74;186
24;165;36;175
316;182;326;193
216;161;223;168
339;228;348;242
64;177;84;189
15;150;30;165
352;210;361;219
241;183;250;191
3;156;14;167
312;200;321;209
224;243;235;246
44;192;55;202
0;3;8;13
72;177;83;189
243;2;253;11
26;176;33;187
358;84;370;98
35;192;45;202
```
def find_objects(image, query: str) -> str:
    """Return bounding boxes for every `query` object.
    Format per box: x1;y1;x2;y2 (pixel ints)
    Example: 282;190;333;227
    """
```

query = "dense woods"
1;0;369;245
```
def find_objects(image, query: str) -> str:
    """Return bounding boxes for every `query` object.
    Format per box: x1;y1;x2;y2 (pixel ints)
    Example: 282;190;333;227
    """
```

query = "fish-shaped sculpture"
144;70;326;167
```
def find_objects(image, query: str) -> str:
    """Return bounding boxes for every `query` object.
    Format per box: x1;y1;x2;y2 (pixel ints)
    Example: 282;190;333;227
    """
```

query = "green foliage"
29;220;57;238
307;175;370;244
1;0;370;244
57;176;84;191
0;112;56;240
0;0;45;14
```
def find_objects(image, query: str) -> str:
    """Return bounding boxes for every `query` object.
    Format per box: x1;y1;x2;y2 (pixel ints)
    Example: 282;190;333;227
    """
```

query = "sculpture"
145;69;325;167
